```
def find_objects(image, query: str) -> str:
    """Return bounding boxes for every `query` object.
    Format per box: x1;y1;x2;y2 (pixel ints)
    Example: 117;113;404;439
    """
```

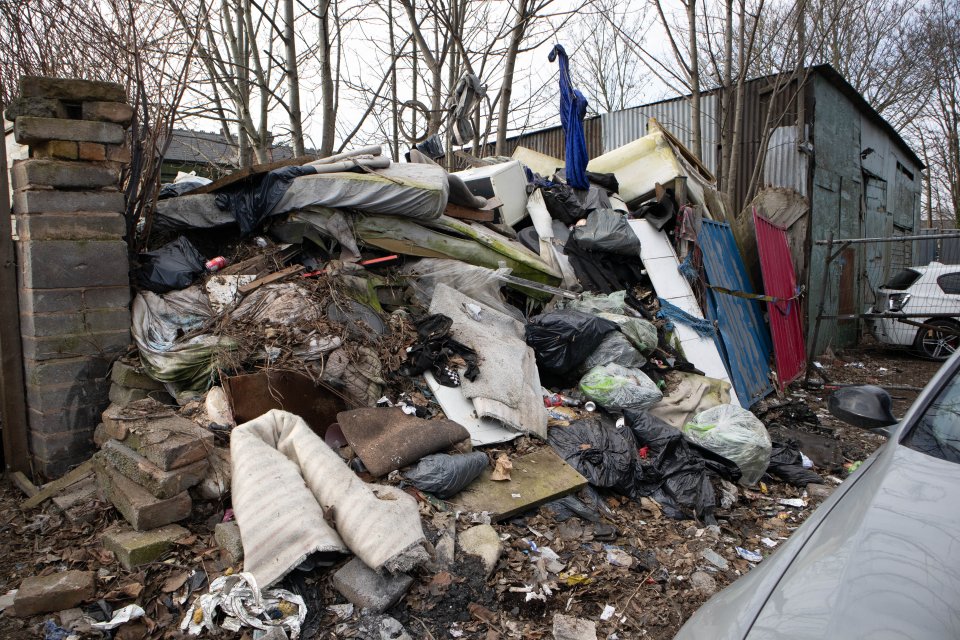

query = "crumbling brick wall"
7;77;133;477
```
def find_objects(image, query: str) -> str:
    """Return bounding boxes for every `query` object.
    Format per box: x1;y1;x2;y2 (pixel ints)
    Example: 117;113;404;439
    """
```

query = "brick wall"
8;77;133;477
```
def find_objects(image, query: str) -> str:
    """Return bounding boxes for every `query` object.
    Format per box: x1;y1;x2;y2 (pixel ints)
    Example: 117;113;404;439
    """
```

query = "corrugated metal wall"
763;125;808;196
473;117;604;163
600;95;720;175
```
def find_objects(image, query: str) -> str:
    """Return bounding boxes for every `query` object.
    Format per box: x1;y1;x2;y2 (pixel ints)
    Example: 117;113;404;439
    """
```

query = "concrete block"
101;406;213;470
28;405;102;435
106;144;131;163
111;361;165;391
15;116;124;146
20;307;130;338
25;379;109;414
32;140;78;160
457;525;502;577
82;101;133;125
4;96;68;121
552;614;597;640
332;558;412;614
78;142;106;161
20;329;130;361
93;460;191;530
102;524;189;570
20;76;126;102
16;212;126;241
23;356;112;387
52;476;98;512
12;570;95;617
28;428;95;462
11;157;119;189
19;287;130;315
214;521;244;564
96;440;207;499
109;383;150;406
13;189;125;214
17;239;130;289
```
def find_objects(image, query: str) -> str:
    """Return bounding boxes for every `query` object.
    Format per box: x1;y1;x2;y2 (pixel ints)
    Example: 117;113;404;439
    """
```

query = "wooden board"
237;265;304;294
11;471;38;498
21;461;93;509
185;155;320;195
444;203;495;222
447;448;587;522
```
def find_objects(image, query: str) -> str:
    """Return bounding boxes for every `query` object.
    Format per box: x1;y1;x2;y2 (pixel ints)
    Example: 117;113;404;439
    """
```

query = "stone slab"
109;383;150;406
17;239;130;289
447;448;587;522
32;140;78;160
4;96;68;121
12;570;95;617
11;158;119;189
102;524;189;570
16;211;126;241
552;614;597;640
28;405;101;436
25;379;109;414
14;117;125;146
332;558;412;614
23;356;112;387
20;330;130;361
101;403;213;470
96;440;207;499
214;521;244;564
19;76;126;102
82;102;133;125
111;361;165;391
51;476;98;511
20;307;130;338
94;460;191;530
19;287;130;316
13;189;125;214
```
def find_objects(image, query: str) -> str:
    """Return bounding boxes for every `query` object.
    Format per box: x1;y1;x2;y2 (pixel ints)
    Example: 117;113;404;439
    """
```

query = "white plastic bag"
682;405;772;485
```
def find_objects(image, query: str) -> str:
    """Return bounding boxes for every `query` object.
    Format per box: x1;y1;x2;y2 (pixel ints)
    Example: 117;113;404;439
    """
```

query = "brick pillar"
8;76;134;478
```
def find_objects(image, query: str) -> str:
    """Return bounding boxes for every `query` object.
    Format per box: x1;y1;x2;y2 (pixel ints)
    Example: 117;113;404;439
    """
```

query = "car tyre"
914;319;960;361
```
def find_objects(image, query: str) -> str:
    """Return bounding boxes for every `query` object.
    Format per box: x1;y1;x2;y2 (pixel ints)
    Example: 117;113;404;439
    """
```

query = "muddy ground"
0;347;944;640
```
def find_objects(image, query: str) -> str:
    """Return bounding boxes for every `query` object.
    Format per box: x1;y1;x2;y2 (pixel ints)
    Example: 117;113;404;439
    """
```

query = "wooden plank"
185;155;319;195
0;129;31;474
21;460;93;509
237;265;304;294
447;448;586;522
444;203;495;222
11;471;38;498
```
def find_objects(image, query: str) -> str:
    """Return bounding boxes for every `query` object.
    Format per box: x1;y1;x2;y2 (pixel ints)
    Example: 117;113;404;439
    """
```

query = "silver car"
674;352;960;639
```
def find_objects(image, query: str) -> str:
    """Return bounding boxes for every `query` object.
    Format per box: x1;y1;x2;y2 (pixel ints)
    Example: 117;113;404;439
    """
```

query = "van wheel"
914;319;960;361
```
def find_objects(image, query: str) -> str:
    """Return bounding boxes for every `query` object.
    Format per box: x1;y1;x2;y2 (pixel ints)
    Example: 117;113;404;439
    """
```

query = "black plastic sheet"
136;236;206;294
767;439;823;487
215;165;318;235
570;209;642;255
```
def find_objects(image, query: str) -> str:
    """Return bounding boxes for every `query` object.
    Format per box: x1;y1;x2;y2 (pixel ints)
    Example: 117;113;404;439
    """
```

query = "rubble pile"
3;108;898;639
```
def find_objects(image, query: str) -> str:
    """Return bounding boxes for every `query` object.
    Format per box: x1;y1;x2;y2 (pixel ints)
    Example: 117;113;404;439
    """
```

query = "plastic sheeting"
683;405;772;485
136;236;206;293
579;364;663;412
273;163;449;222
400;258;523;321
216;165;319;235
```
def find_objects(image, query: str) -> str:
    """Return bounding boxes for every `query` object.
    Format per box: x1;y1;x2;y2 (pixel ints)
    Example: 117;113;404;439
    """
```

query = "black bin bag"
136;236;206;294
525;310;617;376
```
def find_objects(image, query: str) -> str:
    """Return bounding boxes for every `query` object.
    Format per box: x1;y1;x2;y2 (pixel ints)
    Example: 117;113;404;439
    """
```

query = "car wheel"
914;319;960;361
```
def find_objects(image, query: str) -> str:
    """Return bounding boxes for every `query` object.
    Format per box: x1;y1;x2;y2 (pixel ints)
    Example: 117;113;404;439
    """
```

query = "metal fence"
808;232;960;377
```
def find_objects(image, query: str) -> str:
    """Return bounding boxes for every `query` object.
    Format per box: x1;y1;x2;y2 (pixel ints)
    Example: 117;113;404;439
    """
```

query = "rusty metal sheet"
755;212;807;389
698;220;774;406
222;370;348;437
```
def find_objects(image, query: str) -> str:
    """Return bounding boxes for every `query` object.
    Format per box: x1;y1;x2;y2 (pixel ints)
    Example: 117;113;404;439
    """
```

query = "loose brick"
111;361;165;391
11;157;119;190
78;142;107;161
4;96;68;121
105;144;131;163
214;521;244;564
12;570;95;617
94;460;191;530
82;101;134;125
96;440;207;499
52;476;98;512
20;307;130;338
21;330;130;361
332;558;412;614
102;524;189;570
16;212;126;241
13;189;125;214
32;140;78;160
23;356;112;387
25;379;109;414
20;76;126;103
108;384;150;406
17;239;130;289
101;405;213;470
19;287;131;315
14;116;125;146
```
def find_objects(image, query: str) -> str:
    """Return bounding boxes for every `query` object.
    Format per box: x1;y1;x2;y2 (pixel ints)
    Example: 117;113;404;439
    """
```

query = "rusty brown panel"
222;370;349;436
838;246;857;320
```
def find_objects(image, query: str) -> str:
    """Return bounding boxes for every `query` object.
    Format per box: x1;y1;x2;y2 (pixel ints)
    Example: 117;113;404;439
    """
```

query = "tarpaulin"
548;44;588;190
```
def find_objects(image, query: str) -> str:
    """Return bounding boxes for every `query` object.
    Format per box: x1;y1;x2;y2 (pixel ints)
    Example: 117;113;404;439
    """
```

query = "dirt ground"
0;347;944;640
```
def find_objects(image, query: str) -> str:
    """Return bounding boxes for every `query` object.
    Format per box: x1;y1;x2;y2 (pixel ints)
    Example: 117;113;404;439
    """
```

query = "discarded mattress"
231;410;429;587
429;284;548;439
273;162;449;221
336;407;470;477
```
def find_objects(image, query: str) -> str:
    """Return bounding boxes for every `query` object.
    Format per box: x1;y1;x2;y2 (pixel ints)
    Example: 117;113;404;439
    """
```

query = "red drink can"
206;256;228;272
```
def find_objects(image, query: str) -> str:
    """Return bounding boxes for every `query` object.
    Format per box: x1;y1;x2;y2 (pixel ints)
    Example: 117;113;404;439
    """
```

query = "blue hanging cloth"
548;44;589;190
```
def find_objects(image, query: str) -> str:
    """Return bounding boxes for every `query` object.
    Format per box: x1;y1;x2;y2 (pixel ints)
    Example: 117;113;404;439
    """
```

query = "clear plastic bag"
404;452;489;499
582;332;646;370
400;258;523;321
565;291;628;315
597;313;659;353
682;405;772;486
579;364;663;411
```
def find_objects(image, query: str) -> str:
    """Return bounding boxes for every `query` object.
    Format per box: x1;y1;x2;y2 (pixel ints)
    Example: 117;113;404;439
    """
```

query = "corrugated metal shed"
698;220;774;406
755;212;806;388
763;125;808;196
600;94;720;175
474;117;603;163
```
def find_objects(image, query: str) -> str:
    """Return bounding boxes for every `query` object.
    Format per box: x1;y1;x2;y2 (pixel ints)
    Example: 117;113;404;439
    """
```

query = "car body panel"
675;353;960;640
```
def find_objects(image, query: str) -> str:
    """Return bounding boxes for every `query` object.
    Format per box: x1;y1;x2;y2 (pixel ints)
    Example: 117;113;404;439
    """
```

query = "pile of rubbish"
6;120;845;640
